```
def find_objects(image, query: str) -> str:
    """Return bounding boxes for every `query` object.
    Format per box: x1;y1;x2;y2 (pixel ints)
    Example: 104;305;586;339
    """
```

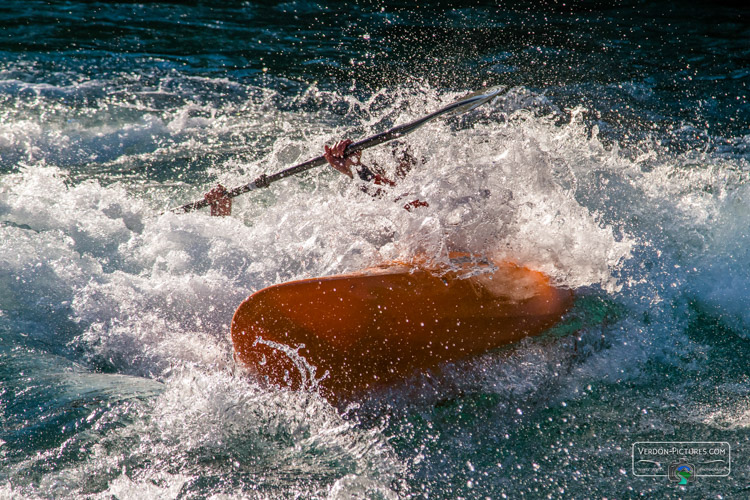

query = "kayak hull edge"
231;259;573;399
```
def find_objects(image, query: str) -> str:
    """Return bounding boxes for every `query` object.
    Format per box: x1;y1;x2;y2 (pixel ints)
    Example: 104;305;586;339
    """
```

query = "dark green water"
1;1;748;498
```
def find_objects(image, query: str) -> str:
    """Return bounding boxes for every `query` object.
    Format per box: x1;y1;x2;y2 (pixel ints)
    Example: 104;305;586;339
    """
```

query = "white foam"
0;87;663;389
3;82;750;497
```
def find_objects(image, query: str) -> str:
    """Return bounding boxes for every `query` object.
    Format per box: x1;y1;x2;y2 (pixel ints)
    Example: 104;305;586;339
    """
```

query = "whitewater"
1;1;748;498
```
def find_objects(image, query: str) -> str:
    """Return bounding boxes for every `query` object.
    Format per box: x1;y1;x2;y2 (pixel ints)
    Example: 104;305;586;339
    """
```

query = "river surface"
1;1;748;498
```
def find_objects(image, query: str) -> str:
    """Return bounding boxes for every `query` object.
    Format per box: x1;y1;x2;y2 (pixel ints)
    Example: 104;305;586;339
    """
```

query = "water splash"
2;73;749;498
253;337;330;393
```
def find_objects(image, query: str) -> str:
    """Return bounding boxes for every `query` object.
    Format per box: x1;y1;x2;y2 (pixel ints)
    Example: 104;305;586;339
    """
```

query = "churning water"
1;1;748;498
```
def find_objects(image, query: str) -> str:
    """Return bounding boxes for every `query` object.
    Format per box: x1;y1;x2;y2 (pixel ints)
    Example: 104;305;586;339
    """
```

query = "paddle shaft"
173;87;502;213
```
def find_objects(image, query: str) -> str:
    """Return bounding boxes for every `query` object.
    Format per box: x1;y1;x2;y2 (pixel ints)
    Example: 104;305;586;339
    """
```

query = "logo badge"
669;462;695;485
632;441;731;482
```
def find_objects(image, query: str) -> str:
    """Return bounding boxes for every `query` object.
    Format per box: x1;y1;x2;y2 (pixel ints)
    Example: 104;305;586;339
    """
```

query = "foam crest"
293;95;636;291
679;175;750;332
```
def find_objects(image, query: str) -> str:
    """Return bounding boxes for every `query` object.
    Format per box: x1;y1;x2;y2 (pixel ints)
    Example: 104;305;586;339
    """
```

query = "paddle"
172;86;505;213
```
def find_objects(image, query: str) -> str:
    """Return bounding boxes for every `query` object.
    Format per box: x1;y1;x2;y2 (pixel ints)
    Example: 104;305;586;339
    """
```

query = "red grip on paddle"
404;199;429;211
205;184;232;216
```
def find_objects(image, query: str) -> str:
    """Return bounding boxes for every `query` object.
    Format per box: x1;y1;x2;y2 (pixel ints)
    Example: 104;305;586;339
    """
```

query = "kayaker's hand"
204;184;232;216
324;139;361;178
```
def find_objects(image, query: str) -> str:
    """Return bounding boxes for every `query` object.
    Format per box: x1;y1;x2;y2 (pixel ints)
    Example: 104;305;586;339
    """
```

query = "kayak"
231;254;573;400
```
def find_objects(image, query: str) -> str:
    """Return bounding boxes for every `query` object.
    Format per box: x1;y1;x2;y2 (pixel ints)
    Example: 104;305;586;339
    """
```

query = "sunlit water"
1;1;748;498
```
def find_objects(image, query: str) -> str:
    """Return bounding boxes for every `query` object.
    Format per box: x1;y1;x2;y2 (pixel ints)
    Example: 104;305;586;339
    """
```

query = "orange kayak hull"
231;258;573;399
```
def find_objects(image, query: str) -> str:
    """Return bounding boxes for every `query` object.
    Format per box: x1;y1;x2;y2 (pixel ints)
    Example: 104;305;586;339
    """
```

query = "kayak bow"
231;254;572;399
